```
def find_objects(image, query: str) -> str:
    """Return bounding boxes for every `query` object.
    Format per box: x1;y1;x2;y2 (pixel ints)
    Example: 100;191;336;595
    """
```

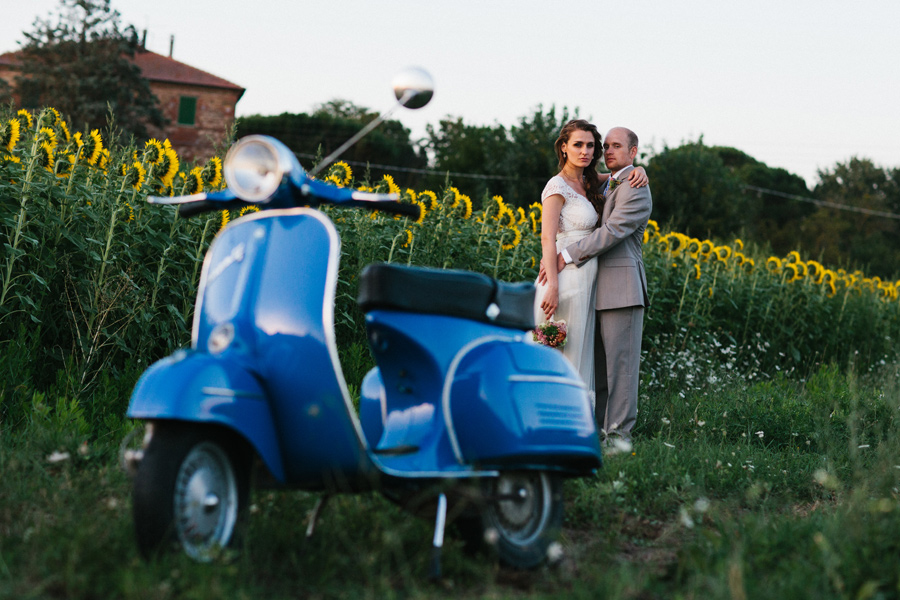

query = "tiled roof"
0;48;244;98
133;50;244;96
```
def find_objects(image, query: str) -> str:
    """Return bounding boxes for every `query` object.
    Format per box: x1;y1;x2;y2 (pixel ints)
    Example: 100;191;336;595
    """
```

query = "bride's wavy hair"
554;119;604;218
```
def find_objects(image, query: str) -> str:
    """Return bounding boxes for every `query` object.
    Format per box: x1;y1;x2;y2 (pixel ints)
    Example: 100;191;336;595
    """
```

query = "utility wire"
743;185;900;220
294;152;538;182
296;151;900;219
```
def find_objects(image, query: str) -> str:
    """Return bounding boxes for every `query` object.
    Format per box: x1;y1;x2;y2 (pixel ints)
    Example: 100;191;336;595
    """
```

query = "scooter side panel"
126;350;286;481
448;341;602;473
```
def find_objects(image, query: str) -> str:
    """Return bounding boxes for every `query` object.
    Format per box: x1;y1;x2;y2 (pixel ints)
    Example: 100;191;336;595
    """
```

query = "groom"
553;127;652;440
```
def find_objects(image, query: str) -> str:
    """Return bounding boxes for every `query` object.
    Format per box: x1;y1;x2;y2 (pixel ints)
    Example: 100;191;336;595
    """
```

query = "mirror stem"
308;90;415;177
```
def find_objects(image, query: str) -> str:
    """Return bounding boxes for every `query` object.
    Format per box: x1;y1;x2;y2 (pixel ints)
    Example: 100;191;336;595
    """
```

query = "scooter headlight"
208;322;235;354
223;135;295;202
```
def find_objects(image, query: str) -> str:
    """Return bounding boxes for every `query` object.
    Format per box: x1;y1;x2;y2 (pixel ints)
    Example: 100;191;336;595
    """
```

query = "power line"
294;152;537;182
743;185;900;220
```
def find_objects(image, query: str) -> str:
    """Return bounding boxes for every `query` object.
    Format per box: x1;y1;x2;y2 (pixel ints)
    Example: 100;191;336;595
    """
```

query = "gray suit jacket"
565;165;652;311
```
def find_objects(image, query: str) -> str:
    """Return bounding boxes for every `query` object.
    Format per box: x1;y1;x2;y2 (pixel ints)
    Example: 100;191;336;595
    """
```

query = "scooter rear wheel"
476;471;563;569
133;423;250;561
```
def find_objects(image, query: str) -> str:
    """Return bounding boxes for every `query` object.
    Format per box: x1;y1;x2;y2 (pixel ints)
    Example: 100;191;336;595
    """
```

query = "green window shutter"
177;96;197;125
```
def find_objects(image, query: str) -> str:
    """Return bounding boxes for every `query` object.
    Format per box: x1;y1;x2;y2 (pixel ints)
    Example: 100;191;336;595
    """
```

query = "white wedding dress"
533;176;598;403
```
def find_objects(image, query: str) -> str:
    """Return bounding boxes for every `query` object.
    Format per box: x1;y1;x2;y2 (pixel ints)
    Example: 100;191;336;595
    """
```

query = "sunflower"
405;188;417;202
785;263;802;283
733;238;744;251
55;153;76;178
202;156;223;188
501;225;522;250
455;193;472;219
699;240;715;260
402;229;413;248
159;147;179;185
766;257;782;273
184;166;204;194
37;142;55;172
413;199;427;224
646;219;660;238
694;263;701;279
381;174;400;195
329;161;353;186
665;233;688;256
686;238;702;259
97;148;110;171
785;250;801;264
58;120;71;144
15;109;33;130
143;139;165;165
79;129;103;165
516;207;527;226
323;175;342;186
37;127;57;150
498;205;516;228
124;201;135;222
239;205;260;217
219;210;230;230
418;190;439;211
1;118;21;152
740;257;755;273
714;245;731;263
122;161;146;190
806;260;824;283
43;107;62;127
826;280;837;298
490;194;507;220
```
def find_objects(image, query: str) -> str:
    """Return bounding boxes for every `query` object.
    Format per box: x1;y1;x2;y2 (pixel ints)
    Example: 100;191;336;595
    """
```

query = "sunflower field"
1;105;898;435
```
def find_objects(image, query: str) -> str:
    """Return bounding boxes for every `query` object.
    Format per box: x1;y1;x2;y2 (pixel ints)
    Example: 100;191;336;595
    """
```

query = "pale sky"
3;0;899;186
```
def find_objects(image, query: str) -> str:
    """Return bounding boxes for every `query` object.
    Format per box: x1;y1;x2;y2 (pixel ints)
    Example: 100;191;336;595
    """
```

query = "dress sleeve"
541;177;566;202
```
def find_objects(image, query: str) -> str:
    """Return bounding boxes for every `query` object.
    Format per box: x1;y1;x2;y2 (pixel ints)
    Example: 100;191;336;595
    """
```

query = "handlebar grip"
178;200;221;218
349;200;421;220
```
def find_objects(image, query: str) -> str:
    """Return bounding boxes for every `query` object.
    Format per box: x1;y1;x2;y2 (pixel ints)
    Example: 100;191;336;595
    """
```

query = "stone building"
0;47;244;163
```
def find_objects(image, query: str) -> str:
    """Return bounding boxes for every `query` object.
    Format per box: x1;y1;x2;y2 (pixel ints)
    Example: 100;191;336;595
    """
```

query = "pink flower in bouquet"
533;320;567;349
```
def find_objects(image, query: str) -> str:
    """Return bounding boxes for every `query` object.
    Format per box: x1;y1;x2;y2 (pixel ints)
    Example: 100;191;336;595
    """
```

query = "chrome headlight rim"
223;135;294;203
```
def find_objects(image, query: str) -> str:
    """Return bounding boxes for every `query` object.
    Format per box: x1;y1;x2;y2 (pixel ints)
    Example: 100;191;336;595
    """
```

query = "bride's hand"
627;166;649;188
541;284;558;319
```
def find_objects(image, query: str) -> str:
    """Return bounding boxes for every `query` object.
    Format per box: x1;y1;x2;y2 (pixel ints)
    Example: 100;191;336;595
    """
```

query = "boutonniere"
608;178;620;193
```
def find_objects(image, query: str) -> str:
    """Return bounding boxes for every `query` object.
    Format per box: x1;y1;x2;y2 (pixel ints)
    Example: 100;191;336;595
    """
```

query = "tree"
237;101;426;184
15;0;165;139
803;158;900;278
645;139;748;239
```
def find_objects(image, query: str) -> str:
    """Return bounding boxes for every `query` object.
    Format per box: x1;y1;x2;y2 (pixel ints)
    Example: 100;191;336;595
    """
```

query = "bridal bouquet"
532;320;568;349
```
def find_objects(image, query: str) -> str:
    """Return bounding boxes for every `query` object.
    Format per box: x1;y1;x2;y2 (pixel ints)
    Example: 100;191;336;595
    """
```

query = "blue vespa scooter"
124;69;602;573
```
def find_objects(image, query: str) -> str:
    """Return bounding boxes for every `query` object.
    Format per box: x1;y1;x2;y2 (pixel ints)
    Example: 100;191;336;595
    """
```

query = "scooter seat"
358;263;536;330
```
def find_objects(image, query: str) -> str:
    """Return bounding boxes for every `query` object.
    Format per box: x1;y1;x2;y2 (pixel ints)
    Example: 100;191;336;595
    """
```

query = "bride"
534;119;646;406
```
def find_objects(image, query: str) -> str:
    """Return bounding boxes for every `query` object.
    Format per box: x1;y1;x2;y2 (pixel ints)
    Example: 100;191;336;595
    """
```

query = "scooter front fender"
127;350;285;482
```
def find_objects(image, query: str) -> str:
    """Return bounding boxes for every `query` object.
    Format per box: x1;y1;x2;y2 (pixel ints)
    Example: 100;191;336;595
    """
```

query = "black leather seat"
357;263;536;331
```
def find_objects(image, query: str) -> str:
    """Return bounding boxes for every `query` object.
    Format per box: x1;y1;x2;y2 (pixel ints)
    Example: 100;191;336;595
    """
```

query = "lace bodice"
542;176;599;235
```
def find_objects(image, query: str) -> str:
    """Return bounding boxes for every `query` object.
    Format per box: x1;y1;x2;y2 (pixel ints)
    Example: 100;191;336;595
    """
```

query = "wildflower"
202;156;223;188
1;118;21;152
143;139;164;165
15;109;33;130
402;228;413;248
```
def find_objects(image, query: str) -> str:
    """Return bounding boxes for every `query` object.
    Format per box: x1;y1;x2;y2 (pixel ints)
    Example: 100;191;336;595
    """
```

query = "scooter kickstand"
306;495;330;539
429;493;447;581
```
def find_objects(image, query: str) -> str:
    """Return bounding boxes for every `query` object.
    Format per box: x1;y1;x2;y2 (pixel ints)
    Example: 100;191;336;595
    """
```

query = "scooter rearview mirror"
309;66;434;177
392;66;434;109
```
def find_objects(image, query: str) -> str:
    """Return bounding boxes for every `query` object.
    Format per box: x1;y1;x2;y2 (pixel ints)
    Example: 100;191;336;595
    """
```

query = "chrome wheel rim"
486;472;552;547
173;442;238;561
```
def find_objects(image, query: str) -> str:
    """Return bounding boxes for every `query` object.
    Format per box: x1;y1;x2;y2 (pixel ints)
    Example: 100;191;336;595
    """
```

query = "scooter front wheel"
478;471;563;569
133;423;250;561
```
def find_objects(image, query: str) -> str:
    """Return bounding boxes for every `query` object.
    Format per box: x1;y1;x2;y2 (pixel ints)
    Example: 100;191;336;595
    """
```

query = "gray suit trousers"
595;305;644;437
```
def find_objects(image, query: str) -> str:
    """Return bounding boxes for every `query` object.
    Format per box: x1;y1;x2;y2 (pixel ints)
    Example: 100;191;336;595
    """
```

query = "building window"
177;96;197;125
